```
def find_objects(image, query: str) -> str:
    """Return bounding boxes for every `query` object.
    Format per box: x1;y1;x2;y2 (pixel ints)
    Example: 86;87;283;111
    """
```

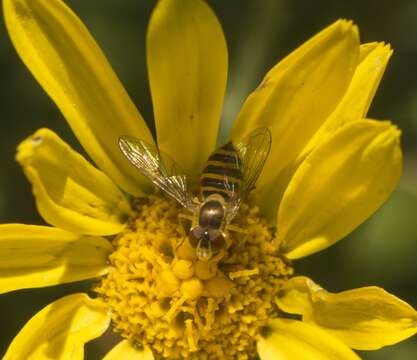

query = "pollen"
95;195;293;359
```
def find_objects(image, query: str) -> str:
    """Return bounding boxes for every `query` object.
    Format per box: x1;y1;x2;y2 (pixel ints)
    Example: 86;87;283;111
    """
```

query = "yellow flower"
2;0;416;359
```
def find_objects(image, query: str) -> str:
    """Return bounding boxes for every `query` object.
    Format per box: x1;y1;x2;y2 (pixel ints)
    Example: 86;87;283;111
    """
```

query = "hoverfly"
119;127;271;261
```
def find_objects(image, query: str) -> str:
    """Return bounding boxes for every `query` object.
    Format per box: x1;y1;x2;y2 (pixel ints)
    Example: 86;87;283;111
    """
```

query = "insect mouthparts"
196;231;213;261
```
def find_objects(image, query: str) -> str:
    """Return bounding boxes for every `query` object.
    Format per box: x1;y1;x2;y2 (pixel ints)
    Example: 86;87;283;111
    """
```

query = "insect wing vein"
225;127;271;224
237;127;271;198
119;136;193;209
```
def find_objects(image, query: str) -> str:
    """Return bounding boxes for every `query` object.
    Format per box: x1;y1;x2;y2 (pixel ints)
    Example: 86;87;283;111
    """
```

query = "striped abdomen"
200;142;242;201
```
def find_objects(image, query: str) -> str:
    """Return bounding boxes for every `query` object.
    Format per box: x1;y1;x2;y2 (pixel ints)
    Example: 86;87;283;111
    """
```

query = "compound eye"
188;227;203;248
208;230;226;252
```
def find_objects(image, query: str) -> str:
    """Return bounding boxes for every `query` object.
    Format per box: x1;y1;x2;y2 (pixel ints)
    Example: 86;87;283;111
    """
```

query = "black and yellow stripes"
200;142;242;201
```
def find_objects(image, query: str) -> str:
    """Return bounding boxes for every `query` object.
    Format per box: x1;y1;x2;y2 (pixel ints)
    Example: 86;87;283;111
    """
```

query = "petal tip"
335;18;359;36
376;42;394;62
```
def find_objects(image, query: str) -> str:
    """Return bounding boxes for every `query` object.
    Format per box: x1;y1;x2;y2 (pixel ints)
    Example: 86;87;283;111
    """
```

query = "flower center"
95;195;293;359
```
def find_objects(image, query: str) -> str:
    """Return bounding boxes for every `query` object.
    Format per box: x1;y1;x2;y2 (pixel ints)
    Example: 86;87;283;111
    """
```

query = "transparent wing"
225;127;272;223
119;136;195;210
224;178;242;225
237;127;272;198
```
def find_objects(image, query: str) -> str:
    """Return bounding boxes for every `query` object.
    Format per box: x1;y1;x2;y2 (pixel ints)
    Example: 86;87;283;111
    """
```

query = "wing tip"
118;135;128;145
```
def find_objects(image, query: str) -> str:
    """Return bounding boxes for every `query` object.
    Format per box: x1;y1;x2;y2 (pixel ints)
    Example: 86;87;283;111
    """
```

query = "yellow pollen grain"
94;195;293;360
204;275;233;299
181;278;203;299
175;237;197;261
195;259;217;280
157;270;180;296
172;259;194;279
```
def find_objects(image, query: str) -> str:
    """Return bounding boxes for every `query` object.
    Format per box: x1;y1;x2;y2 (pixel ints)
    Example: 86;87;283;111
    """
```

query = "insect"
119;127;271;261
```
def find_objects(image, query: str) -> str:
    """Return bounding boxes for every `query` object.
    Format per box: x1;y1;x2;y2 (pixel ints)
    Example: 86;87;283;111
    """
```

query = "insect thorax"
198;196;225;229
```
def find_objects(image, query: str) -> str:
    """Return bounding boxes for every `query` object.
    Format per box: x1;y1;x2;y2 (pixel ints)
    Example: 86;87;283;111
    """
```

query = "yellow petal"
0;224;112;294
147;0;228;186
276;276;417;350
3;0;153;195
359;42;379;61
257;318;360;360
3;293;110;360
231;20;359;221
16;128;131;235
299;42;392;161
103;340;154;360
277;120;402;259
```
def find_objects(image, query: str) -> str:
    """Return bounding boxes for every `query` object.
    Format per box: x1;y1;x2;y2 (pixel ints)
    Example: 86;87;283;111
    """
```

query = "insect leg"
227;224;249;245
174;213;196;259
227;224;247;235
178;213;194;236
178;212;194;235
211;249;226;262
176;212;195;251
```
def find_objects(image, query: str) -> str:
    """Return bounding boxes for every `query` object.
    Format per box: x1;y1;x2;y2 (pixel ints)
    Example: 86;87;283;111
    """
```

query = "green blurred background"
1;0;416;358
